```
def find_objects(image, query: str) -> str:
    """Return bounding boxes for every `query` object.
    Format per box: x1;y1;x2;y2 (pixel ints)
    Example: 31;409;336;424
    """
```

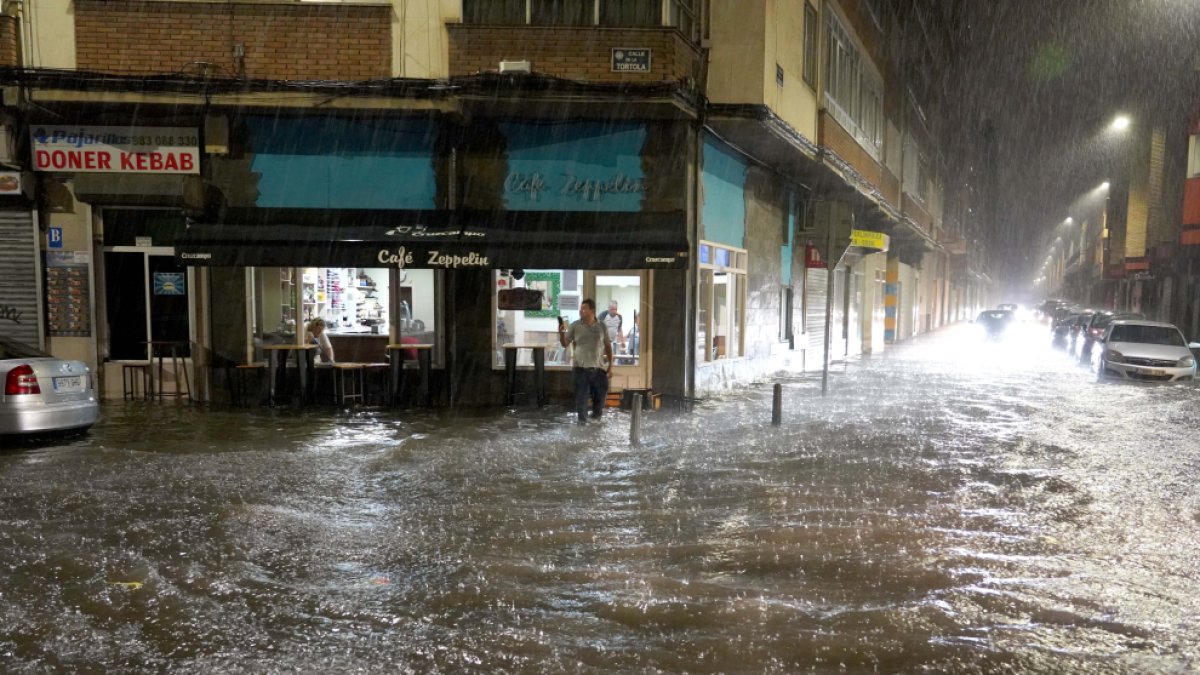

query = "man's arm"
558;323;571;348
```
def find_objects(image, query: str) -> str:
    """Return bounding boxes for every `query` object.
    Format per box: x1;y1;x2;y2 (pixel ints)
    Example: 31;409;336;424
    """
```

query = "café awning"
176;208;689;270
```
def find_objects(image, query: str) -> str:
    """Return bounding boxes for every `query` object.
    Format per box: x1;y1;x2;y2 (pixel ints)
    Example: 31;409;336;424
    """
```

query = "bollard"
630;393;643;445
771;383;782;426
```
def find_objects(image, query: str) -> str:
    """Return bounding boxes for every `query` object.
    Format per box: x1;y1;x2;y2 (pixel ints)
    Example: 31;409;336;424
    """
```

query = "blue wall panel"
702;135;747;248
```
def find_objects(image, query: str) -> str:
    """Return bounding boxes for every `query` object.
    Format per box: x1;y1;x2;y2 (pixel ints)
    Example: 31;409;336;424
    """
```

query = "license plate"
53;376;83;392
1147;370;1166;377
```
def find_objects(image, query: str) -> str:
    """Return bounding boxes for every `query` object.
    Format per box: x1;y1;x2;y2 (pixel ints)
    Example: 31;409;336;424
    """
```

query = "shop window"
494;269;582;369
697;241;746;362
250;267;439;365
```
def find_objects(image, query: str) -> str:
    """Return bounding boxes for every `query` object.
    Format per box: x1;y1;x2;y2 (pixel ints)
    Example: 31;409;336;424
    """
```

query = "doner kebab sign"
31;125;200;174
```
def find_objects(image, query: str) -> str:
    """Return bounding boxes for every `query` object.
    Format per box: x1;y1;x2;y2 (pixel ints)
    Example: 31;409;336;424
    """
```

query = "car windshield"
0;335;52;359
1108;325;1186;347
977;311;1011;321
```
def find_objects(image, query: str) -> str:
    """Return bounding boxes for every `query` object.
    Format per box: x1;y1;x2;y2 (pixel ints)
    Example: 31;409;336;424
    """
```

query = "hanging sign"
849;229;889;252
31;125;200;174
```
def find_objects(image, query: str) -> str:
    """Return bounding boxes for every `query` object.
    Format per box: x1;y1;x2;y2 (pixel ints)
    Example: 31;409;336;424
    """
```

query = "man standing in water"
558;298;613;424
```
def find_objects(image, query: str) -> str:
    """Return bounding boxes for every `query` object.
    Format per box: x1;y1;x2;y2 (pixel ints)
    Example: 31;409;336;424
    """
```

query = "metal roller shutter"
805;267;828;360
0;210;42;347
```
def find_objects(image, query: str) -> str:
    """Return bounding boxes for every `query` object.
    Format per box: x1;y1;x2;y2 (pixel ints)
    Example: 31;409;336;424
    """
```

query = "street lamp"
1111;115;1131;132
1100;181;1110;190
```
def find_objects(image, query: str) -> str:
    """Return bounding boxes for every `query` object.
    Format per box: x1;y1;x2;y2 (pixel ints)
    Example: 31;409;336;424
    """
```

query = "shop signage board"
48;227;63;249
611;48;652;72
849;229;889;252
30;125;200;174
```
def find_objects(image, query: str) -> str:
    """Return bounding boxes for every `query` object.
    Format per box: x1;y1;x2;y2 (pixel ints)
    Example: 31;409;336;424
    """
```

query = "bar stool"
122;361;150;401
332;363;366;405
230;363;267;407
144;340;192;402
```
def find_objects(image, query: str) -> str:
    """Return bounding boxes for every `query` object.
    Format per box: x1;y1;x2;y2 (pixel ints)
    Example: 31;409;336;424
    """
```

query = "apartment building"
0;0;988;404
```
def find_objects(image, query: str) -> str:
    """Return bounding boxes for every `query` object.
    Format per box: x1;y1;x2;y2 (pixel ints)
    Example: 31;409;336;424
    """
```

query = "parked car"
975;309;1015;338
1051;311;1080;344
1074;311;1143;361
1066;310;1096;351
0;335;99;437
1095;320;1199;382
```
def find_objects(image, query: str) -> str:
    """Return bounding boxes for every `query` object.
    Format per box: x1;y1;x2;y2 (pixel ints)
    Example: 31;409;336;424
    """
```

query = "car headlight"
1106;350;1124;363
1178;355;1195;368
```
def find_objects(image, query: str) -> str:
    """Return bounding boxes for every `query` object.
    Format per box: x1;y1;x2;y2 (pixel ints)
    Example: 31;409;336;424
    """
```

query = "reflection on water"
0;323;1197;673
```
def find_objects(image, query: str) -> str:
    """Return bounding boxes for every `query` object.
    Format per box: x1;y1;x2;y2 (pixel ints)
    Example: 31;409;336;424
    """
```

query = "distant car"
1096;320;1199;382
0;335;99;436
997;303;1018;312
1051;311;1080;343
1075;311;1143;360
975;309;1014;338
1066;310;1096;350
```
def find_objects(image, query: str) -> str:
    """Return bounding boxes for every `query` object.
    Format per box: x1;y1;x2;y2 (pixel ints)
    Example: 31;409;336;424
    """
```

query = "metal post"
821;208;842;396
630;393;643;445
771;383;782;425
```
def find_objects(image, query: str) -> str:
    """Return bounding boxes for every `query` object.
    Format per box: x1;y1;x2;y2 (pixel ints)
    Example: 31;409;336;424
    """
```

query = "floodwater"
2;323;1198;674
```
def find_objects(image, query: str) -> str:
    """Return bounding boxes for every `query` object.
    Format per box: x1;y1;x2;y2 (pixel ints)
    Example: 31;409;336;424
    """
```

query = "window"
464;0;707;41
250;267;440;365
531;0;592;26
802;2;818;88
463;0;527;24
494;269;581;369
824;11;883;158
600;0;661;26
1188;134;1200;178
697;241;747;362
780;287;794;343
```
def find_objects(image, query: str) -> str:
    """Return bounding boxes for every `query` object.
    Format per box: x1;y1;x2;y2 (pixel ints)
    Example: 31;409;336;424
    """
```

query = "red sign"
804;243;826;269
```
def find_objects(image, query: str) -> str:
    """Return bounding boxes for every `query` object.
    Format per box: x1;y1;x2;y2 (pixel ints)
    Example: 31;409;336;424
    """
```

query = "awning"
176;208;689;270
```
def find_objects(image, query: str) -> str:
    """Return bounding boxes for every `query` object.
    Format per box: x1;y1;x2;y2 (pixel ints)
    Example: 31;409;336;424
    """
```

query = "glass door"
103;248;191;360
586;270;647;391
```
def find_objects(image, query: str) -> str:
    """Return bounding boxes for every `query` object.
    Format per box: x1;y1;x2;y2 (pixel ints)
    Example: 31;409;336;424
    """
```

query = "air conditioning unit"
499;60;532;74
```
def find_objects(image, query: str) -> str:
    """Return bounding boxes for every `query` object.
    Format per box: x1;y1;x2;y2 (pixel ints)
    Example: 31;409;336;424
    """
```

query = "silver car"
1;335;99;436
1096;320;1200;383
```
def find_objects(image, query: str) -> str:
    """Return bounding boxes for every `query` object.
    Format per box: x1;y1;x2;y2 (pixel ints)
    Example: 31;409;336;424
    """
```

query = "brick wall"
448;25;701;84
75;1;390;81
0;16;19;67
819;111;885;198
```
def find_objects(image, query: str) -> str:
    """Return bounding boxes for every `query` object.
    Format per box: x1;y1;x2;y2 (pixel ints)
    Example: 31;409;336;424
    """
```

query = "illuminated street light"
1100;181;1110;190
1111;115;1131;132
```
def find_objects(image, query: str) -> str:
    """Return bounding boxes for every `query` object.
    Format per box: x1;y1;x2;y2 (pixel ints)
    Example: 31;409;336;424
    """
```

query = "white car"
0;335;99;436
1096;320;1200;383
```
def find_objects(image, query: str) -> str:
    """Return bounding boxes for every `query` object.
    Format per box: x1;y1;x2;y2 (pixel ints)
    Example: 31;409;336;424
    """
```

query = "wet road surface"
1;323;1198;673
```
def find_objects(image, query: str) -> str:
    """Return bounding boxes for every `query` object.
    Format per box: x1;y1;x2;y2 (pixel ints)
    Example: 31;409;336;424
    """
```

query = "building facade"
0;0;991;406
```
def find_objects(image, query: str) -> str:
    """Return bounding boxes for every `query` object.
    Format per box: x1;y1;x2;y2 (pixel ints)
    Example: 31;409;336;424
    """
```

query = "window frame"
462;0;708;43
697;240;748;363
802;1;818;89
823;10;884;160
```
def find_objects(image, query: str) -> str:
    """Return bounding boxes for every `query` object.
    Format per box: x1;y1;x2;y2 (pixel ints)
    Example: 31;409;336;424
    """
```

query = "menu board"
46;251;91;337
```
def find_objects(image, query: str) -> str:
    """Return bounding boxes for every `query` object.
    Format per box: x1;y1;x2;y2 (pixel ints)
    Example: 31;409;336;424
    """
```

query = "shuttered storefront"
0;211;42;346
805;267;828;363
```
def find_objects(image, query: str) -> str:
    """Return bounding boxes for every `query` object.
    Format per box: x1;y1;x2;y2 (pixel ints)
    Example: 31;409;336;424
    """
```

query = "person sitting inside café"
306;318;336;363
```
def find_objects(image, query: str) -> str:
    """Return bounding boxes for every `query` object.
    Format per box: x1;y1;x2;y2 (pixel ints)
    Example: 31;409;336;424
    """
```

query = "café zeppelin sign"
31;125;200;174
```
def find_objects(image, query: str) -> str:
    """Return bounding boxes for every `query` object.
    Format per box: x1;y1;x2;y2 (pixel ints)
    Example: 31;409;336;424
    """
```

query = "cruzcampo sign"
31;125;200;174
850;229;889;252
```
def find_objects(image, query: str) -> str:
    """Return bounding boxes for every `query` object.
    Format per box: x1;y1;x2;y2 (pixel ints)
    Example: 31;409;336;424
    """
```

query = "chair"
122;362;150;401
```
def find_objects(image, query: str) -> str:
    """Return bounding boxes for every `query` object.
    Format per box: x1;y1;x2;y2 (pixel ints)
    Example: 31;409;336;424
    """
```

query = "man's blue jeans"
574;367;608;422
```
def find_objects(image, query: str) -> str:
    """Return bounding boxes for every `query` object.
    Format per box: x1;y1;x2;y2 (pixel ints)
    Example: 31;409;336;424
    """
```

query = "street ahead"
2;322;1198;674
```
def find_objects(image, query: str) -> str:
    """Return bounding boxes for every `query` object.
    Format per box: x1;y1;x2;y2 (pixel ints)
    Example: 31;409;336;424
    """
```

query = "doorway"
586;270;648;391
103;248;192;361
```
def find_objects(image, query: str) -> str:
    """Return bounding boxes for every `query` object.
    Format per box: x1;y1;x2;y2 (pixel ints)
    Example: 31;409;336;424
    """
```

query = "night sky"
938;0;1200;298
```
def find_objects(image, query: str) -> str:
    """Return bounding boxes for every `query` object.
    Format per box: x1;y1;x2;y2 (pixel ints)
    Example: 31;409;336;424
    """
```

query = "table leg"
419;350;432;407
390;353;403;406
297;351;309;407
504;347;517;406
533;347;545;408
267;351;279;404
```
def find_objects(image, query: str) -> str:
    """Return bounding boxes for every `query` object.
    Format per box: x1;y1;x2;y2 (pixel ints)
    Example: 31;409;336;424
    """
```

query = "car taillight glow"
4;364;41;395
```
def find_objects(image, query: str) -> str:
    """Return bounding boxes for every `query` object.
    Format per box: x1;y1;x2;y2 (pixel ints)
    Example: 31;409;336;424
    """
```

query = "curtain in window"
464;0;526;24
531;0;592;26
601;0;660;27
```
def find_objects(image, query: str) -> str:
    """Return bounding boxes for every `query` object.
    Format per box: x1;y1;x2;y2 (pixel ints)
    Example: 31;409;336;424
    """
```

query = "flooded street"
2;324;1198;674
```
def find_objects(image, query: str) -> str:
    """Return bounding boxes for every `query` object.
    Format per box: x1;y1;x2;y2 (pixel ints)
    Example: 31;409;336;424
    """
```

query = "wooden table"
386;343;434;407
503;343;547;407
143;340;191;402
263;344;317;405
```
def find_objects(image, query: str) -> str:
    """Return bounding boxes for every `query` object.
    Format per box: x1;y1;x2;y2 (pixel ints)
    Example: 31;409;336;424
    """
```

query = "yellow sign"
850;229;889;251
